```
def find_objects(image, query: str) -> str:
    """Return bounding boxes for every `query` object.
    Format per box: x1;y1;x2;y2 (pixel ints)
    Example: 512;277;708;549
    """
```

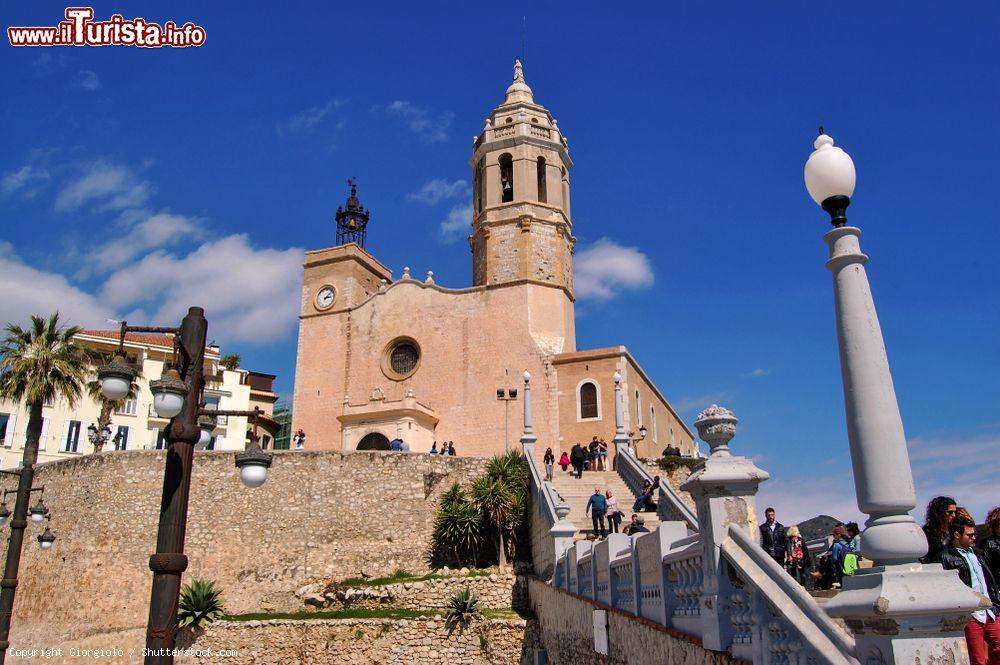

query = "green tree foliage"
431;452;530;568
178;579;227;629
432;484;483;567
220;354;241;371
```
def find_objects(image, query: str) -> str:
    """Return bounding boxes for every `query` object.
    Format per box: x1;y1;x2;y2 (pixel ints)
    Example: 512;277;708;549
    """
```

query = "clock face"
315;286;336;310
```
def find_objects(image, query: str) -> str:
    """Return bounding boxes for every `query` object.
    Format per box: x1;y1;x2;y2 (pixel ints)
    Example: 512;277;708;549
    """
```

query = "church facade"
291;61;694;460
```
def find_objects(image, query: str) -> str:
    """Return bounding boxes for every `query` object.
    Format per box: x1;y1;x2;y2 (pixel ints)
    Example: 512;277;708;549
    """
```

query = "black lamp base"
821;195;851;227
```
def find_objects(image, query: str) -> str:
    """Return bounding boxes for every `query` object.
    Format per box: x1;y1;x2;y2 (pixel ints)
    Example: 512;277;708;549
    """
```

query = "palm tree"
469;451;529;568
0;312;87;650
85;354;141;453
220;354;240;371
0;313;88;463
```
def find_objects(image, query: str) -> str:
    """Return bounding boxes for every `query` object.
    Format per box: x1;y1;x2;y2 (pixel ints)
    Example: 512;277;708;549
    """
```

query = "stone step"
549;469;660;540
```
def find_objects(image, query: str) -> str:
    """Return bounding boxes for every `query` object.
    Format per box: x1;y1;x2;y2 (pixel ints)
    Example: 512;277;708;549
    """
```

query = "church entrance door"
357;432;391;450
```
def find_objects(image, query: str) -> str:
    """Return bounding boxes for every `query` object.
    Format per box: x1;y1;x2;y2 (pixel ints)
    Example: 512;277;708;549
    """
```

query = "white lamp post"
612;372;630;456
519;371;537;456
805;130;983;662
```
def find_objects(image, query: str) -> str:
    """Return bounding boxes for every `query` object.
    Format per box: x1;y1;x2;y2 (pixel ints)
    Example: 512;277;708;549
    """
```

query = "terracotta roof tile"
77;330;220;357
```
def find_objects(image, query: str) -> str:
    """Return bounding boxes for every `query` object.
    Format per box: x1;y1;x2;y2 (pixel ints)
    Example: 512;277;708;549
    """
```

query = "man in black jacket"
941;517;1000;665
570;443;586;479
759;507;787;568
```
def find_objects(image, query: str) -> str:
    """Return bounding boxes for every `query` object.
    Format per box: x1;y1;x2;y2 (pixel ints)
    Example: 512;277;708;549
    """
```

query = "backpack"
842;552;859;576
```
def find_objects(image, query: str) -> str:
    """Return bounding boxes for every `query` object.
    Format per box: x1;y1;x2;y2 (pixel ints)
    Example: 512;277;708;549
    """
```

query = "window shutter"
39;417;49;451
4;413;15;448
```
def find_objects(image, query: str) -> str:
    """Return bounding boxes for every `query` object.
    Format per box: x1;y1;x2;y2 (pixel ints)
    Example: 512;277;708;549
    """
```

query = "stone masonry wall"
176;617;540;665
299;572;527;611
1;450;482;645
5;618;540;665
527;578;739;665
640;458;697;511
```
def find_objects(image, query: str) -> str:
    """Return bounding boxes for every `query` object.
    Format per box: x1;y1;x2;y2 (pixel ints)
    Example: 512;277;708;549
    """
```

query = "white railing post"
680;405;769;652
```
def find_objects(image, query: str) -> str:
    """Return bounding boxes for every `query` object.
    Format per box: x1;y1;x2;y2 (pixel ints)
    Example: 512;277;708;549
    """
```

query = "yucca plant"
432;487;483;567
445;587;480;629
178;579;226;629
471;451;528;567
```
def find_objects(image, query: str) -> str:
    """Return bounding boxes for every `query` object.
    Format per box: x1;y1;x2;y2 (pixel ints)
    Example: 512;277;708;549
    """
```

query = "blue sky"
2;2;997;525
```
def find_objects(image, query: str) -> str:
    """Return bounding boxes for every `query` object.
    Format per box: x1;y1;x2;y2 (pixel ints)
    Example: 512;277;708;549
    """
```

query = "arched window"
474;159;484;213
579;381;599;420
499;154;514;203
635;390;642;426
536;157;547;203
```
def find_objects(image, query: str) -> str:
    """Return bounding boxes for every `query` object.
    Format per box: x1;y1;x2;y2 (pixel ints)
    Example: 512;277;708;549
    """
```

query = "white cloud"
99;235;302;345
747;368;769;378
574;238;654;300
384;100;454;144
408;179;468;205
278;100;344;136
908;433;999;523
757;470;865;527
1;165;50;197
55;162;151;212
0;242;115;330
73;70;101;91
88;212;203;273
755;431;1000;529
439;203;471;242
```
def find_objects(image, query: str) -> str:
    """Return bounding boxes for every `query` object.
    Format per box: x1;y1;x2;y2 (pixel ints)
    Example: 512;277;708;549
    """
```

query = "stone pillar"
612;371;630;457
520;370;536;457
550;500;577;570
680;405;768;652
822;227;983;663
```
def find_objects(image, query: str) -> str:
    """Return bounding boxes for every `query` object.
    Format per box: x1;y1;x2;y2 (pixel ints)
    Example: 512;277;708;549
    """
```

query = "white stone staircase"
549;468;661;539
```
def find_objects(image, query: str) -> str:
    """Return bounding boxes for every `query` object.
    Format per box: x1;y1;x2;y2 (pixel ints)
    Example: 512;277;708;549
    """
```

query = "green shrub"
178;579;226;629
432;485;483;567
657;455;702;473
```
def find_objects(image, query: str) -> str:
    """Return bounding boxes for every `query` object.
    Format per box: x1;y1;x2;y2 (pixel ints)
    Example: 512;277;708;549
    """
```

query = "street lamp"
87;423;112;451
36;525;55;551
0;502;8;527
95;309;276;665
28;497;48;524
496;384;519;453
804;129;982;661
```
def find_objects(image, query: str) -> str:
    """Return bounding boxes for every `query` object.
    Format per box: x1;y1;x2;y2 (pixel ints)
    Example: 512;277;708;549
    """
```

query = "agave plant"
178;579;226;629
445;587;480;629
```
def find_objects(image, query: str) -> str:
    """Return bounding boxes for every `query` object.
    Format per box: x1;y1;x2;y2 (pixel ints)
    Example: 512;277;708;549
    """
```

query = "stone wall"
1;450;482;644
640;457;697;511
300;572;527;611
177;618;539;665
527;578;739;665
6;618;540;665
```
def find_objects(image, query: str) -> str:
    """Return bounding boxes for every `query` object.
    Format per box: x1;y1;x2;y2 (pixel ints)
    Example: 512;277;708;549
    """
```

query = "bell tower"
469;60;575;297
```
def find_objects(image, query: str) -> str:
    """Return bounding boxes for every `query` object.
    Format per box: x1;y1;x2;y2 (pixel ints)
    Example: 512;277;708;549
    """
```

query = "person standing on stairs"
570;442;586;479
586;486;608;539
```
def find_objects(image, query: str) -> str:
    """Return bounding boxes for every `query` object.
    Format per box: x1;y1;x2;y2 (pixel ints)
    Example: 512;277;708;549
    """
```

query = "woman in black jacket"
983;506;1000;584
920;495;956;564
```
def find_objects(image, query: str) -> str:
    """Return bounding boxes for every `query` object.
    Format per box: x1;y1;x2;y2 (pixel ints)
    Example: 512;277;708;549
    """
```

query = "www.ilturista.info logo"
8;7;206;48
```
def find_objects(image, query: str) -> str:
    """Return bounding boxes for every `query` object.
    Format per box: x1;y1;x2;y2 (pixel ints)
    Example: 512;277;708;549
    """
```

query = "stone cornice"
299;277;575;321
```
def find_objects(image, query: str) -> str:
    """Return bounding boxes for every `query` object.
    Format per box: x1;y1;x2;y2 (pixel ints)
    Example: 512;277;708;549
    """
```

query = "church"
291;61;694;460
